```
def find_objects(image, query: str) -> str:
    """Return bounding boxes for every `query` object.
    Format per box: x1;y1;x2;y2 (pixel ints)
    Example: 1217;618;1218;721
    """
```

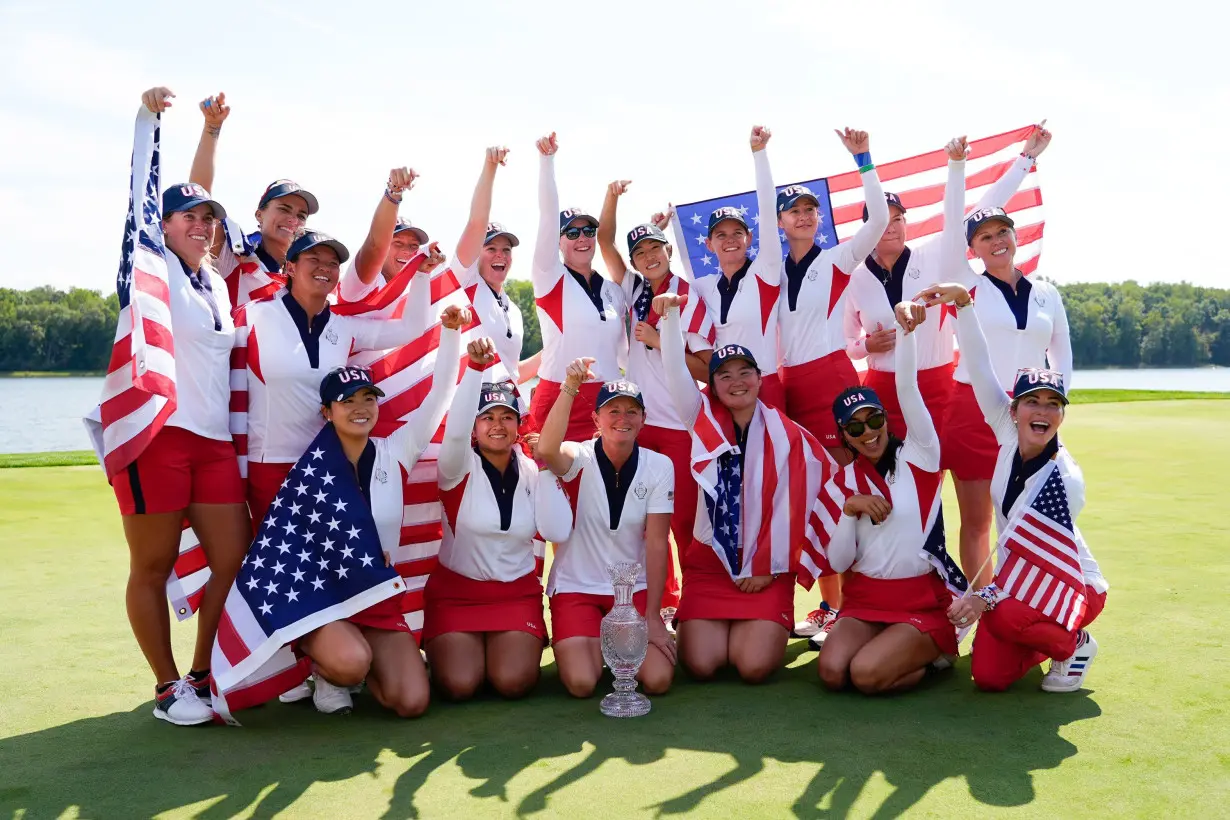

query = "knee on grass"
817;656;849;691
386;686;430;718
316;644;373;688
848;656;903;695
488;667;540;700
638;663;674;696
559;664;601;699
433;668;484;702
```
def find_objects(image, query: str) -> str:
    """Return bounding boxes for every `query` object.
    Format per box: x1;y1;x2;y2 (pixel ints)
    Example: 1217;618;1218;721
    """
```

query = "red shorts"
422;563;547;643
348;592;413;634
247;461;295;531
636;424;693;609
549;589;648;643
526;379;602;441
940;381;1003;481
863;362;955;441
782;351;861;448
675;541;795;629
837;571;958;656
112;425;244;515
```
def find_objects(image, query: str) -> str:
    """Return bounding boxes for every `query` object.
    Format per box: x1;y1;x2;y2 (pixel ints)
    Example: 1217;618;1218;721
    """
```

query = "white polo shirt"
244;292;428;464
533;154;629;384
164;253;236;441
954;274;1072;390
217;219;285;309
457;259;525;387
547;439;674;595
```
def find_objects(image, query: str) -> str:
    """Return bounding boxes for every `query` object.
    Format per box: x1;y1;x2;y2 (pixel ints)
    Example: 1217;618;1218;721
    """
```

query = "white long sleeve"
660;307;703;426
749;150;780;284
844;295;869;360
387;326;462;466
954;307;1014;445
533;154;561;295
941;159;978;289
534;468;574;544
839;168;889;268
347;283;433;352
437;362;485;484
894;327;939;471
827;514;858;573
974;153;1033;211
1048;289;1074;387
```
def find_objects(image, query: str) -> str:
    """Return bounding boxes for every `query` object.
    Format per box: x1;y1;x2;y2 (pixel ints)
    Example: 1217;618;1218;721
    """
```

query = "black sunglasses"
843;412;886;437
561;225;597;240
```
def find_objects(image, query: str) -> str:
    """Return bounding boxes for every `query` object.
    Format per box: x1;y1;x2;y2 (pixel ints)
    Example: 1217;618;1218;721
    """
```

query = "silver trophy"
599;561;651;718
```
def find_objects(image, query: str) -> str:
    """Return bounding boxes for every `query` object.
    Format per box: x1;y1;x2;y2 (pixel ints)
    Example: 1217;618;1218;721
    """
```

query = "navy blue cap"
707;206;750;236
1012;368;1068;405
595;379;645;410
832;386;886;427
626;223;668;255
477;381;521;416
258;179;320;215
862;191;905;222
287;230;350;264
965;207;1015;246
708;343;759;378
559;208;598;232
163;182;227;220
777;184;820;213
484;222;520;247
393;218;428;244
319;365;385;405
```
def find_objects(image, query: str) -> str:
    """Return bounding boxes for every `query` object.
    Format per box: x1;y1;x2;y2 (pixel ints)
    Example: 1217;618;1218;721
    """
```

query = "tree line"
2;279;1227;373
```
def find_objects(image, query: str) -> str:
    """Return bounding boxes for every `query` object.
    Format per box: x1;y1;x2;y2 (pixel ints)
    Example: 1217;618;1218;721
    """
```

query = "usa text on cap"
832;386;885;427
1012;368;1068;404
862;192;905;222
777;185;820;213
478;382;521;416
259;179;320;215
484;222;520;247
559;208;599;232
393;218;429;244
964;207;1015;245
596;380;645;410
319;365;385;404
163;182;227;220
626;223;668;254
708;343;759;377
707;207;750;236
288;230;350;264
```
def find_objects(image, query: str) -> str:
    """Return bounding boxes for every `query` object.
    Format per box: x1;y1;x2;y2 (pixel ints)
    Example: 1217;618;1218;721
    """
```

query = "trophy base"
600;690;651;718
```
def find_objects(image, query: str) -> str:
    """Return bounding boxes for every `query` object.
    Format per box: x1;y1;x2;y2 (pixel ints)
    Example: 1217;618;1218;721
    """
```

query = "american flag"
690;397;843;588
670;125;1045;280
210;423;406;723
85;108;177;478
629;274;716;346
994;463;1087;630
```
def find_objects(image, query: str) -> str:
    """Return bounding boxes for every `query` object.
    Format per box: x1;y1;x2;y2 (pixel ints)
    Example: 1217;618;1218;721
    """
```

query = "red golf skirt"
247;460;295;532
940;381;1003;481
675;541;795;629
837;571;958;656
348;591;413;634
112;426;245;516
526;379;602;441
549;589;648;643
862;362;955;441
421;563;547;642
782;351;861;448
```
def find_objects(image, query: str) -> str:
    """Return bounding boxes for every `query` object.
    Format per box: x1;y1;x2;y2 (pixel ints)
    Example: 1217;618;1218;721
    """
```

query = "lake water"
3;368;1228;455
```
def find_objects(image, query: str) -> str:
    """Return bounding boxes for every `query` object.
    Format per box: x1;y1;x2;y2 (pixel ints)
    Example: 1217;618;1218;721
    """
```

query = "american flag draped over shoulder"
84;108;177;477
210;422;404;724
689;396;844;588
994;462;1087;631
630;274;716;345
671;125;1045;280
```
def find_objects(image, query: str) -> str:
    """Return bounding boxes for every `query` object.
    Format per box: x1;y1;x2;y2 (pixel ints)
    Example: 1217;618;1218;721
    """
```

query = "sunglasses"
561;225;597;240
843;412;886;437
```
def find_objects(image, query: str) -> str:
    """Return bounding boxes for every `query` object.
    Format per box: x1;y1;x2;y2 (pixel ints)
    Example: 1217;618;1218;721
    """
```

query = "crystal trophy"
599;561;651;718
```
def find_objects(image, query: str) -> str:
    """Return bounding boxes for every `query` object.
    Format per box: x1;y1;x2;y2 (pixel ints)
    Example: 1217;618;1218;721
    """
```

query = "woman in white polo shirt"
423;337;573;700
536;368;676;698
240;231;441;527
527;132;629;441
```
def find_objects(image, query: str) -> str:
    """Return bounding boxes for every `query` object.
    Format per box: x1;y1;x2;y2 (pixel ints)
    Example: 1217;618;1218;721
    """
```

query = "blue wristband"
854;151;872;169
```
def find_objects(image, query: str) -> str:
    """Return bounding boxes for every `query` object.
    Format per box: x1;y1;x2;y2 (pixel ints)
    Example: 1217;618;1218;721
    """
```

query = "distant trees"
2;280;1226;372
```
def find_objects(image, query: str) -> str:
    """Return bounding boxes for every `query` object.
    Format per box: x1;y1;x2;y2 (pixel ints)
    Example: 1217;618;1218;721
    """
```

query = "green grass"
0;370;106;377
2;400;1228;818
0;450;98;468
1068;389;1230;404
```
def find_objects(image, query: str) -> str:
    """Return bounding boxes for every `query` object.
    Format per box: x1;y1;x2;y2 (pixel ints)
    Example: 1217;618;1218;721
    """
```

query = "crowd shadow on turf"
0;642;1101;819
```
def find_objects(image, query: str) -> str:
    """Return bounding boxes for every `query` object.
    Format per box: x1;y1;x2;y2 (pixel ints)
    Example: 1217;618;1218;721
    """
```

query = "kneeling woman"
211;307;467;720
536;366;676;698
424;338;574;700
655;293;840;684
817;303;965;695
925;283;1107;693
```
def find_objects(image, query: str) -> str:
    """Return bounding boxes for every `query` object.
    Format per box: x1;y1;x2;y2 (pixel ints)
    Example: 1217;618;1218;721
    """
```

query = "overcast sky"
1;0;1223;292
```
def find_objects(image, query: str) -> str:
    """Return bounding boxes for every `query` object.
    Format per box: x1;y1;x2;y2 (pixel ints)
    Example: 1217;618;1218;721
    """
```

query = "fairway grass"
1;400;1228;818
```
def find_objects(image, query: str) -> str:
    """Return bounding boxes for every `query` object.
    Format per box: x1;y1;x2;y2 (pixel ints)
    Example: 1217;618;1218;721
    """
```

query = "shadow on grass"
0;643;1100;819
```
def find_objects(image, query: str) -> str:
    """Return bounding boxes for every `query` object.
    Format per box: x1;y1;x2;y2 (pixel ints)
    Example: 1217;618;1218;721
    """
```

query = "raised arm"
532;133;562;293
348;247;446;352
438;338;491;484
940;137;979;290
535;356;593;477
834;128;889;267
892;303;939;470
187;92;227;196
352;168;417;286
655;294;704;425
973;122;1051;211
388;309;467;465
455;147;508;270
597;180;630;286
748;126;780;284
1048;287;1073;388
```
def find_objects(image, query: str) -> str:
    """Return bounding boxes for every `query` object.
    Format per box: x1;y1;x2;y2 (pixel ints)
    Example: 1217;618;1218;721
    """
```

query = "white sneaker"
279;679;313;703
313;676;354;715
660;607;678;636
931;654;956;671
794;603;836;638
153;678;213;726
1041;631;1098;693
806;608;840;650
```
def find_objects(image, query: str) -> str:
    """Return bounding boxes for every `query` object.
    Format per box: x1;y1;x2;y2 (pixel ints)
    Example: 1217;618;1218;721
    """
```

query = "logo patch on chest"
908;266;921;280
375;467;388;484
325;327;339;345
808;268;818;281
634;484;647;500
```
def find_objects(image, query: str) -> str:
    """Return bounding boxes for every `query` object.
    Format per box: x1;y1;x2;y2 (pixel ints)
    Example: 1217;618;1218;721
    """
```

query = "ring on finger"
959;616;969;625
